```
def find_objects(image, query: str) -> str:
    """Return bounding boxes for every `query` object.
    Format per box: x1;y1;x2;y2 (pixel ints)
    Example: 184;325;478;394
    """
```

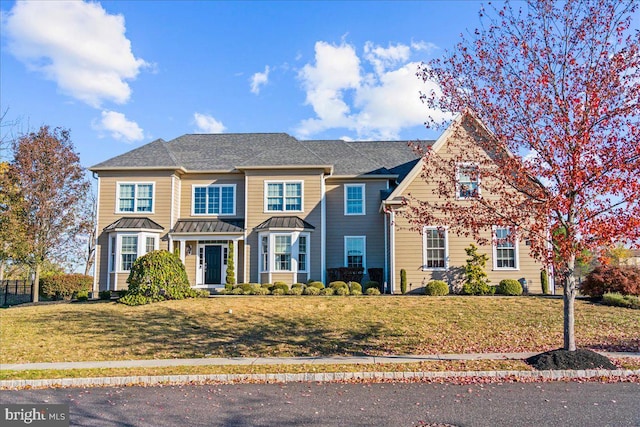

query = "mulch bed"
525;348;617;370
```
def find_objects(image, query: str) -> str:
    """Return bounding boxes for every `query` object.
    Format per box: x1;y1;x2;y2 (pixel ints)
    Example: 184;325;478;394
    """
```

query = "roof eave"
90;166;187;173
236;165;334;174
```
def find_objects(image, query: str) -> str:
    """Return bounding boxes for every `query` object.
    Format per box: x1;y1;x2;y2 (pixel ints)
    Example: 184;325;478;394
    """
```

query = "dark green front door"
204;246;222;284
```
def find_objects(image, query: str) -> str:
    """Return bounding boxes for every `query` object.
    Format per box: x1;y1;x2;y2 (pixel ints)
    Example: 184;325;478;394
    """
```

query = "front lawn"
1;296;638;364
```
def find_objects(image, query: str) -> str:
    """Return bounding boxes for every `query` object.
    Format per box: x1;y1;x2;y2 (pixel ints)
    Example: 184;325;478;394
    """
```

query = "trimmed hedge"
364;281;380;292
308;281;325;289
497;279;523;296
424;280;449;296
349;282;362;295
366;287;381;295
40;274;92;300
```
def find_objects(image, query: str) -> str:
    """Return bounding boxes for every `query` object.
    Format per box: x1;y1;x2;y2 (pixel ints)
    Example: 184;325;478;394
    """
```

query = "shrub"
272;288;286;296
273;282;290;293
320;287;334;296
75;289;89;301
424;280;449;296
364;281;380;292
541;270;550;295
497;279;523;296
581;265;640;297
40;274;93;300
367;268;384;285
308;281;325;290
461;244;491;295
327;267;364;283
335;287;350;296
366;287;381;295
349;282;362;294
261;283;274;291
400;269;407;294
238;283;254;293
329;281;349;292
292;283;306;289
288;287;303;296
119;250;199;306
230;287;244;295
99;290;112;300
602;292;640;309
303;286;320;295
226;241;236;285
224;283;233;291
253;287;270;295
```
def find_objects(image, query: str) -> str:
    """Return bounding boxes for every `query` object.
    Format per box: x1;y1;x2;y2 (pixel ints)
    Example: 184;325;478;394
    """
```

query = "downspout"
389;209;396;294
321;173;327;285
92;172;100;296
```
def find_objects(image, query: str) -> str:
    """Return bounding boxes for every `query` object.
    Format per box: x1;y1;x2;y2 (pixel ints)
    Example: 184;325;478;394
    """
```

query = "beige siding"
393;214;542;293
178;173;245;218
325;179;387;282
391;123;543;294
95;170;175;290
244;169;324;284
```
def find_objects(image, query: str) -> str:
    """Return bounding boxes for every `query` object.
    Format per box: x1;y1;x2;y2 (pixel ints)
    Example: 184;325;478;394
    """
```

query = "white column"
389;210;396;294
179;240;186;264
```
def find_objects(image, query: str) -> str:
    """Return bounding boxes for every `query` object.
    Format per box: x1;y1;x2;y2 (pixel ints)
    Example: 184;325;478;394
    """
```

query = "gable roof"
89;133;428;179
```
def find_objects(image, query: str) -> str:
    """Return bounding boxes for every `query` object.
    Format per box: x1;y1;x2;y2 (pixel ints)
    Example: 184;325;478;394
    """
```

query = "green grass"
1;296;638;365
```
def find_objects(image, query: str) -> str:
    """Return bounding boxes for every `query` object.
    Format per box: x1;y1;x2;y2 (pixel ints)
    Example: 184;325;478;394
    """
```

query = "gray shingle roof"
254;216;316;231
90;133;431;182
171;219;244;234
103;217;164;232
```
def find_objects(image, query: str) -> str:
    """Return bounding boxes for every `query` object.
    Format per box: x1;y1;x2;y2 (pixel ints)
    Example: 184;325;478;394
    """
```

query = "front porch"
169;219;245;289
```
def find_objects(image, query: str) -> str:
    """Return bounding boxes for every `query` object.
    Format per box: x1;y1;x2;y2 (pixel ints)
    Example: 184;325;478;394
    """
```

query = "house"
89;112;544;294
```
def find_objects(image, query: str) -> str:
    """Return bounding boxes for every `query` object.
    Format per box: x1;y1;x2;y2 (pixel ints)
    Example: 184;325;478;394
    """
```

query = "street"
2;380;639;426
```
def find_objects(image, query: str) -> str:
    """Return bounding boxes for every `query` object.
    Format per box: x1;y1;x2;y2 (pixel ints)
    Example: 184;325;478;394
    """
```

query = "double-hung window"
344;236;366;269
494;227;518;269
298;235;307;271
344;184;365;215
456;164;480;199
117;183;154;213
274;235;292;271
266;182;302;212
423;227;447;269
120;236;138;271
193;185;235;215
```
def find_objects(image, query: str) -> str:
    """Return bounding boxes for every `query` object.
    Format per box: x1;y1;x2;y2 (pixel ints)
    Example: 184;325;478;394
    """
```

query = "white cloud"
194;113;226;133
250;66;270;94
296;40;451;140
93;111;144;142
2;1;147;108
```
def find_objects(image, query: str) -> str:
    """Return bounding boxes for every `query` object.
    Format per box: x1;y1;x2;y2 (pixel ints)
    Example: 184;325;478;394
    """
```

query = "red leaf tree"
7;126;91;301
408;0;639;350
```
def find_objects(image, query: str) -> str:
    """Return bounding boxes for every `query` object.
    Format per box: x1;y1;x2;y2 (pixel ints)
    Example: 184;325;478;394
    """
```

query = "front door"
204;246;222;285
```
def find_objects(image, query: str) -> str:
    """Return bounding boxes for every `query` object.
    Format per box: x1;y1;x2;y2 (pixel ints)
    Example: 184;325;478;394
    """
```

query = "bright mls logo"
1;404;69;427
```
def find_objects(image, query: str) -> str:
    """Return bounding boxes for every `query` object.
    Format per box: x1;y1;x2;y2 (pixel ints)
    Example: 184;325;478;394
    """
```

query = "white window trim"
344;183;366;216
422;226;449;271
191;184;237;216
259;231;309;273
115;182;156;214
109;231;161;273
455;163;481;200
492;226;520;270
344;236;367;270
263;180;304;213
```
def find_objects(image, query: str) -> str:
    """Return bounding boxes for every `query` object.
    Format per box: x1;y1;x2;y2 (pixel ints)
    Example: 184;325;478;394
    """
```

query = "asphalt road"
2;380;639;427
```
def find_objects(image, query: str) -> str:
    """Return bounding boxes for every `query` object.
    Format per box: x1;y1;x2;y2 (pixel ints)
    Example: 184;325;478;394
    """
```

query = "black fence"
2;280;34;306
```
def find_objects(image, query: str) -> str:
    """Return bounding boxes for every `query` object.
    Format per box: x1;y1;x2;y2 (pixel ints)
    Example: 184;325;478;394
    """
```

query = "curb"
2;369;639;390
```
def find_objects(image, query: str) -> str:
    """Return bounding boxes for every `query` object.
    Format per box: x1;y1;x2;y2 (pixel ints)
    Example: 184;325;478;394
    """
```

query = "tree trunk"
563;253;577;351
32;262;40;303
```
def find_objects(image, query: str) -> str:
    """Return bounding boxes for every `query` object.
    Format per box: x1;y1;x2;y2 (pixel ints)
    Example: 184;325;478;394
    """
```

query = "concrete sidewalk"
3;351;639;371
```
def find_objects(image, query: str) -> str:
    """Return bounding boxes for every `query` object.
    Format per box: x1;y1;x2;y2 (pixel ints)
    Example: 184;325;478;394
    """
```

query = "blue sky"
1;1;487;168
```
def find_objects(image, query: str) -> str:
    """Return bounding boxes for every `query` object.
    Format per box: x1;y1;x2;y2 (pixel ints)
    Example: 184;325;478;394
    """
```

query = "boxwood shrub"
366;287;381;295
320;287;334;296
349;282;362;295
303;286;320;295
273;282;290;293
497;279;523;296
308;281;325;290
424;280;449;296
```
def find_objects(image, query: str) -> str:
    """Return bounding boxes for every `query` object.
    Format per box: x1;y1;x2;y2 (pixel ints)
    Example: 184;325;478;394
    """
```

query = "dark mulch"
525;348;617;370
